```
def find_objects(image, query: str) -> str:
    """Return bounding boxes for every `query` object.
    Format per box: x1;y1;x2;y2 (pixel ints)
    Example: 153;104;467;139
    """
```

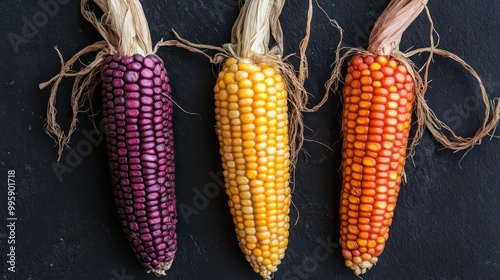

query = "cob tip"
344;256;378;276
148;259;173;277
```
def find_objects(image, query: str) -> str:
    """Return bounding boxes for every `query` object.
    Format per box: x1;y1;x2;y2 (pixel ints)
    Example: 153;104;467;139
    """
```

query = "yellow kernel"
372;81;382;88
239;79;253;89
369;62;381;71
246;235;257;244
346;240;358;250
238;88;254;99
375;201;387;209
250;72;265;83
241;113;255;124
252;83;267;93
223;72;234;84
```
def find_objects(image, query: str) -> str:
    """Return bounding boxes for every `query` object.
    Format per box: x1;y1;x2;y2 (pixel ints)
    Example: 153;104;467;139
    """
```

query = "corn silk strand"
161;0;327;169
328;0;500;164
39;0;158;160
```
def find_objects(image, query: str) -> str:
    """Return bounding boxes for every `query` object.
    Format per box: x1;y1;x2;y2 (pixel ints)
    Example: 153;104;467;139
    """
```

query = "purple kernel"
152;230;162;238
114;106;124;113
155;131;163;137
120;179;129;185
142;137;155;143
139;124;152;131
126;138;140;145
153;77;162;86
155;137;165;144
116;121;126;127
128;62;142;71
129;145;139;151
153;87;162;95
141;154;157;162
147;192;159;200
140;234;152;242
153;65;162;76
118;157;127;164
126;100;140;109
148;211;160;219
121;56;134;65
140;79;153;88
112;54;122;62
129;222;139;231
124;206;133;214
145;179;156;186
117;149;127;156
131;177;143;183
135;204;146;210
112;79;124;88
113;70;124;78
141;142;155;150
113;89;124;96
131;184;144;191
141;105;153;113
109;62;119;69
149;217;161;225
119;165;128;172
129;151;140;157
134;198;146;205
145;247;155;254
135;210;146;217
129;158;140;164
143;57;155;69
133;54;144;62
125;84;140;91
153;117;163;124
143;169;156;175
124;72;139;83
141;68;154;79
141;130;154;137
148;54;160;64
157;177;166;184
125;109;139;117
104;69;113;76
155;144;165;152
146;185;160;192
125;124;138;131
114;97;124;105
141;88;154;96
141;113;153;119
130;164;141;171
153;102;163;110
133;190;146;197
144;174;156;180
141;96;153;105
153;237;163;245
105;56;113;63
142;162;157;170
139;119;151;125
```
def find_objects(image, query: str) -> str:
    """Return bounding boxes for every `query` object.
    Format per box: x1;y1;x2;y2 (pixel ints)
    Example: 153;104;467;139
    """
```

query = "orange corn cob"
340;54;414;275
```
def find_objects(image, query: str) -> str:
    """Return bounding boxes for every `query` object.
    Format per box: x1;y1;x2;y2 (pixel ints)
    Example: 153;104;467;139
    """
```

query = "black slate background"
1;1;500;279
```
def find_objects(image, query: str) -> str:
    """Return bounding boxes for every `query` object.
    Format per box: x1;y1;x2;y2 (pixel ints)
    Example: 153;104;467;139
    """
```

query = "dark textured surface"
0;1;499;279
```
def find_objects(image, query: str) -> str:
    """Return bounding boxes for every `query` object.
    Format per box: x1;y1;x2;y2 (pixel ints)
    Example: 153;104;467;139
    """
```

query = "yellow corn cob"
214;57;291;278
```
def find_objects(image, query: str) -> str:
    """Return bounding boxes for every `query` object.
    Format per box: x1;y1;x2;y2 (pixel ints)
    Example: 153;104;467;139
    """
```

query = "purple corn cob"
101;53;177;274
